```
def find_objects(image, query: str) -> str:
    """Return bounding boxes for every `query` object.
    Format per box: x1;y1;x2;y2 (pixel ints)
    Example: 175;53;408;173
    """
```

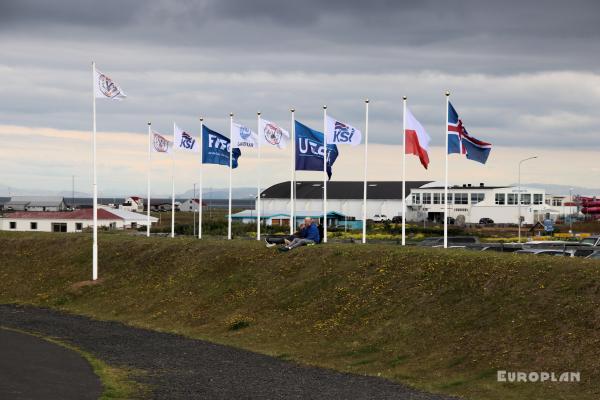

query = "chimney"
479;182;484;187
462;184;467;188
467;184;472;187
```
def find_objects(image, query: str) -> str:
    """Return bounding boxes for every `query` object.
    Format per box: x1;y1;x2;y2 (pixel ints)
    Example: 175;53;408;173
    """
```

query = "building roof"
231;210;346;218
3;209;122;220
261;181;432;200
4;196;65;207
100;206;158;222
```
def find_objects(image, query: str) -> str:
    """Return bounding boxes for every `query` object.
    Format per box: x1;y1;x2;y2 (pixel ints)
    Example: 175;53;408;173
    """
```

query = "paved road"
0;304;459;400
0;327;102;400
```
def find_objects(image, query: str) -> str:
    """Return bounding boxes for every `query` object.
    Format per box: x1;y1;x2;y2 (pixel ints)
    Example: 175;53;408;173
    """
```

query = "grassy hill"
1;232;599;399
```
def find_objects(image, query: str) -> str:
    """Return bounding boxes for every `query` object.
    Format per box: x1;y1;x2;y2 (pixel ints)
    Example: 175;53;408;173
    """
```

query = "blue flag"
295;120;339;179
202;125;241;168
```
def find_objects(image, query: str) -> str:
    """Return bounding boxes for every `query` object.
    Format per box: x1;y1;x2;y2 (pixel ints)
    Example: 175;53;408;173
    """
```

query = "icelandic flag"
294;120;339;179
202;125;241;168
448;102;492;164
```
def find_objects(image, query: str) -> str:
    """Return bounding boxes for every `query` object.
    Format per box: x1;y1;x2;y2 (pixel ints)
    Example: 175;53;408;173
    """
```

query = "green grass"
1;231;600;399
0;326;141;399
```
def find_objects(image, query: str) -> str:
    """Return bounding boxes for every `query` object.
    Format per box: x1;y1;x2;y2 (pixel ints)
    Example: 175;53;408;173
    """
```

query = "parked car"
391;216;402;223
447;216;456;225
372;214;389;222
480;245;520;253
580;236;600;246
585;251;600;260
479;218;494;225
514;249;573;257
418;236;480;247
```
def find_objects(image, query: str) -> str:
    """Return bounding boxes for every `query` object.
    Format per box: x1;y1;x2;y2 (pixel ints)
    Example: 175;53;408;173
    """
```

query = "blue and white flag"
231;121;258;149
325;116;362;146
174;123;199;152
447;102;491;164
295;120;339;179
202;125;241;168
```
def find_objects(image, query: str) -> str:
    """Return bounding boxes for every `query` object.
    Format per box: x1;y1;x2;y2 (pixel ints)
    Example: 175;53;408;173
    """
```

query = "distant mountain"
513;183;600;196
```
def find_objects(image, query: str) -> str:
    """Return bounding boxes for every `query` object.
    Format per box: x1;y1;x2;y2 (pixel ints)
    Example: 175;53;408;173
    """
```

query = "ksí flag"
202;125;241;168
404;107;431;169
94;67;126;100
325;116;362;146
447;102;492;164
294;120;339;179
231;122;258;149
258;118;289;149
152;132;172;154
174;123;199;152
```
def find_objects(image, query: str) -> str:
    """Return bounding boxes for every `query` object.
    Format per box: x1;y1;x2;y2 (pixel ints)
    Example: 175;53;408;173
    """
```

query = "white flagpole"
228;113;233;240
444;91;450;249
402;96;407;246
290;108;296;235
91;61;98;281
171;122;175;238
199;117;203;239
257;112;261;240
323;105;328;243
362;99;369;244
147;121;151;237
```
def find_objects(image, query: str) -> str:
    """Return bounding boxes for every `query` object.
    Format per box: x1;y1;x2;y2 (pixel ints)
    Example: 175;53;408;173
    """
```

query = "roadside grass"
1;231;600;399
0;326;143;400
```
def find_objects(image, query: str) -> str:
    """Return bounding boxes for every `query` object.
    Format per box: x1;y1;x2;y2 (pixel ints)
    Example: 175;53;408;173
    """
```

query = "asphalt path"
0;304;459;400
0;327;102;400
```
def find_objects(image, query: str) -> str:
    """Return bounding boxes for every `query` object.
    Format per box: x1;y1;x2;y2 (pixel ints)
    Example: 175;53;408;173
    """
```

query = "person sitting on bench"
279;217;320;251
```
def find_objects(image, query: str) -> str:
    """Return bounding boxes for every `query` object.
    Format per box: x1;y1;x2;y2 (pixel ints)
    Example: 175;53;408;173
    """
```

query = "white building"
99;206;158;228
254;180;562;226
180;198;204;212
120;196;144;213
0;209;124;232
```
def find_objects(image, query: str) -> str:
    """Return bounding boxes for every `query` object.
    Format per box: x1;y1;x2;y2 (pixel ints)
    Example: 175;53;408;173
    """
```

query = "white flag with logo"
258;118;289;149
325;115;362;146
152;132;172;154
231;122;258;149
173;123;199;152
94;67;127;100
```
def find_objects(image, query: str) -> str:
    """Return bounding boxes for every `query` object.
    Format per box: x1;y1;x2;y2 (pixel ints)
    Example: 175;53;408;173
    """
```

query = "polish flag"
405;107;431;169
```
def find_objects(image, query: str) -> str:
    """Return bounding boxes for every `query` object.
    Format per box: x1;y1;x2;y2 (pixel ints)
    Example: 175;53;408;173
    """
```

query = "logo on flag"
447;102;492;164
231;122;258;148
295;120;339;179
202;125;241;168
174;123;199;152
326;116;362;146
259;118;289;149
152;132;171;153
94;67;126;100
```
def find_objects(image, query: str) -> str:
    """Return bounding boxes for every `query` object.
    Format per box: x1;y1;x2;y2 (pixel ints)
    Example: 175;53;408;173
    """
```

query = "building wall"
0;218;124;232
260;198;404;220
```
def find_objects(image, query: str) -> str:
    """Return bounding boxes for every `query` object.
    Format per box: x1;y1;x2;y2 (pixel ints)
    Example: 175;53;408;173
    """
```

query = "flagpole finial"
229;112;234;117
403;96;407;100
290;108;295;112
257;111;261;116
445;91;450;96
365;99;369;103
323;105;327;110
147;122;151;126
199;117;203;122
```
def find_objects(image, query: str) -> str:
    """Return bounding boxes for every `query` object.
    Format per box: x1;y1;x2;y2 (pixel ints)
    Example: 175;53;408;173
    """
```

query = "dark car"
418;236;480;247
391;216;402;223
479;218;494;225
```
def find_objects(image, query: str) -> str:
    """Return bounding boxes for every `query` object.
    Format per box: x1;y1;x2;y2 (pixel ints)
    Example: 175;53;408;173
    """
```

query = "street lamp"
518;156;538;243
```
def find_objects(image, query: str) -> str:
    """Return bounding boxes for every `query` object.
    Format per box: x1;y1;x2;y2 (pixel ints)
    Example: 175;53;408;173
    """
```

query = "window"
433;193;441;204
75;223;83;231
9;221;16;229
495;193;506;205
422;193;432;204
454;193;468;205
51;223;67;233
545;198;551;205
521;194;531;205
447;193;453;204
507;193;518;205
534;194;543;205
30;222;37;230
471;193;485;204
412;193;420;204
552;198;562;206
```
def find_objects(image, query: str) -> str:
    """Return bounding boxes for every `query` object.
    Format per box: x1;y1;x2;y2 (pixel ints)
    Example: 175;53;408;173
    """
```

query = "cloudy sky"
1;0;599;196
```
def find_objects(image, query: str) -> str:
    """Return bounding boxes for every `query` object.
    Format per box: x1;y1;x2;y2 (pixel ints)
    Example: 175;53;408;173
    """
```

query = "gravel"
0;304;459;400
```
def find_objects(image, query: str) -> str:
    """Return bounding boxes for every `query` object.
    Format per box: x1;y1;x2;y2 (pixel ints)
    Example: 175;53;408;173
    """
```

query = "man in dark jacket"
279;217;320;251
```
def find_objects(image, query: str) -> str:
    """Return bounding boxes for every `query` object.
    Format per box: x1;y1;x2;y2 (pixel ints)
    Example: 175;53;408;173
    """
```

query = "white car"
372;214;389;222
